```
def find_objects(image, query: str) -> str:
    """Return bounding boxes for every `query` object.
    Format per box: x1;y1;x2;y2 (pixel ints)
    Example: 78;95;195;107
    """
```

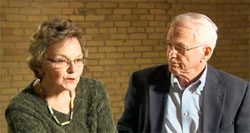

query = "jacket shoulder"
207;65;249;90
131;64;170;92
208;65;249;85
133;64;169;79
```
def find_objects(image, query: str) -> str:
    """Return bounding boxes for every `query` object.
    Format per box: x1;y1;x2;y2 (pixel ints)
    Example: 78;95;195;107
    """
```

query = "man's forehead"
172;26;194;39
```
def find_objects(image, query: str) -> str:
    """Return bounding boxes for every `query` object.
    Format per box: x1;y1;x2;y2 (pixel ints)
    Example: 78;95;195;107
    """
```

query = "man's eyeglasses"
45;57;87;68
164;41;204;54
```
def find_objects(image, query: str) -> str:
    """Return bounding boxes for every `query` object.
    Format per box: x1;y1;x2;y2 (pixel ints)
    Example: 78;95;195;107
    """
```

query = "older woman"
5;18;117;132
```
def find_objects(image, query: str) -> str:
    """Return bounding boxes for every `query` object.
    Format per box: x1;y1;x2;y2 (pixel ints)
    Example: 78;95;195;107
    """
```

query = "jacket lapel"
149;85;168;132
203;65;226;132
148;66;170;132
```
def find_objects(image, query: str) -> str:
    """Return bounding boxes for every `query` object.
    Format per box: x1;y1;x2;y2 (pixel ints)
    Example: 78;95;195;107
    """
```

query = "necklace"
47;91;74;126
33;79;74;126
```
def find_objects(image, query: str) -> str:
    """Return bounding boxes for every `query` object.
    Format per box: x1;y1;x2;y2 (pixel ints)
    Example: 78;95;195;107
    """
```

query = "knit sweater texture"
5;77;117;133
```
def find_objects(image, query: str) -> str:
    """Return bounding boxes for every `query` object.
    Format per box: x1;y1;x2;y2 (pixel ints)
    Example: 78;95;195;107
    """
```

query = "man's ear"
203;46;213;61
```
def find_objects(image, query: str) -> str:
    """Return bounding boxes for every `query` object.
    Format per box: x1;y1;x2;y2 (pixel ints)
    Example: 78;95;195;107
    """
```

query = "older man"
117;12;250;133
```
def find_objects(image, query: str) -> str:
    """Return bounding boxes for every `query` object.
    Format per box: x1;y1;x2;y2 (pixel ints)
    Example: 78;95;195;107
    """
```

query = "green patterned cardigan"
5;77;117;133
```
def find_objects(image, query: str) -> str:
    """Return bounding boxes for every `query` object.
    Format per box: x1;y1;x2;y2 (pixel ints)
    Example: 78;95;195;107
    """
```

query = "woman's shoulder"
6;83;44;114
79;76;103;85
78;77;105;90
77;77;107;96
5;87;39;123
7;85;33;107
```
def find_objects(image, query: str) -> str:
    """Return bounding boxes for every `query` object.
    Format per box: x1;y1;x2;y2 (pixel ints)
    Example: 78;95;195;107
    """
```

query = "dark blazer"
117;64;250;133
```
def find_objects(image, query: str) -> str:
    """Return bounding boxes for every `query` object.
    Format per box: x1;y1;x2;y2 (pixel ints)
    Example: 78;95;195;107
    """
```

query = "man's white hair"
167;12;218;49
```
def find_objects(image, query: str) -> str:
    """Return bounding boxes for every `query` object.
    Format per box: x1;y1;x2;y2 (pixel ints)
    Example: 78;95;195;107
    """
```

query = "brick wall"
0;0;249;132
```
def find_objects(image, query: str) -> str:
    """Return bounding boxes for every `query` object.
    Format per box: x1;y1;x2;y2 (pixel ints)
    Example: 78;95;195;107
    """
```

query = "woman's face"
39;37;84;92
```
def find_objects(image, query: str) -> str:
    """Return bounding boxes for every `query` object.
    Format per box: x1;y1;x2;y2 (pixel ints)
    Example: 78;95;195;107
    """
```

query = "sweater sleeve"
5;107;47;133
95;82;117;133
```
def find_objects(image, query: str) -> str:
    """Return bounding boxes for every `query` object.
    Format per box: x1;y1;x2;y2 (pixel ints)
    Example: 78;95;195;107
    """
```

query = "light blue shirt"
162;66;207;133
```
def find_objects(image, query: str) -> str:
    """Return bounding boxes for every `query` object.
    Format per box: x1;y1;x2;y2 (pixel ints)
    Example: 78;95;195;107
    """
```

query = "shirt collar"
170;65;207;93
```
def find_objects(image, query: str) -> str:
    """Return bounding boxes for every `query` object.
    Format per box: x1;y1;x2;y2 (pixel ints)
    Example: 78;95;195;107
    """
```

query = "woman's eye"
75;58;83;63
55;59;67;64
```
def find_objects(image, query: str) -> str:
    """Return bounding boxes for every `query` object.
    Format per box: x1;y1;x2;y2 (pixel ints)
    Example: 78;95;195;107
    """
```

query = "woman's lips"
65;78;76;83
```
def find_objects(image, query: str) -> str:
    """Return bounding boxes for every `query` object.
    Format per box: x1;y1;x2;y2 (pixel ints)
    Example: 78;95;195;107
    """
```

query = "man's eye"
175;46;186;51
167;44;173;48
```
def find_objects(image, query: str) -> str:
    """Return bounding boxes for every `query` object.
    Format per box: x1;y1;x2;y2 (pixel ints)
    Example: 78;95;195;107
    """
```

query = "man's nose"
167;48;178;58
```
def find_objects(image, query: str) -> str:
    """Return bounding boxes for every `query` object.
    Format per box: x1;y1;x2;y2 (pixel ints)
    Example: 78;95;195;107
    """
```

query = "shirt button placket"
182;90;191;133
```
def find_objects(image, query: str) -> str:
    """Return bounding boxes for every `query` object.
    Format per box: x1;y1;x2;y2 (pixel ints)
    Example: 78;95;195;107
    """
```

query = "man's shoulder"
134;64;169;75
207;64;249;85
132;64;170;82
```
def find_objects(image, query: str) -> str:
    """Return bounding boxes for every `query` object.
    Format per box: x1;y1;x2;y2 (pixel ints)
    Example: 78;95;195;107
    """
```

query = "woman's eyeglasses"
45;57;87;68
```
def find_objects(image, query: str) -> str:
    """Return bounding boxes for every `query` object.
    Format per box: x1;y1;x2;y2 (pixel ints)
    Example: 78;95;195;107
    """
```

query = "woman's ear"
34;68;44;80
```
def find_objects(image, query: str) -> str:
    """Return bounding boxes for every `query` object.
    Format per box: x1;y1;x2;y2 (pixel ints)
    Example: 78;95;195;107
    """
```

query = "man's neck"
177;65;206;88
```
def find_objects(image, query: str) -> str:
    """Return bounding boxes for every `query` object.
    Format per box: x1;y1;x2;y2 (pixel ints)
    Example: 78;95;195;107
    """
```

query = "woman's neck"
34;79;75;114
46;91;72;114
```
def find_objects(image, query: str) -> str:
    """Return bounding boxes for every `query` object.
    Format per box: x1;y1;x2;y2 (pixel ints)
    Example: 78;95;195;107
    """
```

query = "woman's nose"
67;62;76;73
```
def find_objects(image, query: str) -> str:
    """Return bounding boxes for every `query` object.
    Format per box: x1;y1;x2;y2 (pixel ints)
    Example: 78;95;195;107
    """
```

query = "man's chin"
169;66;179;74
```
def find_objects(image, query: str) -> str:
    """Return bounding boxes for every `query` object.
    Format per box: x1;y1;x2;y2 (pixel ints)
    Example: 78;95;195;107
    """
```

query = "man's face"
167;25;206;78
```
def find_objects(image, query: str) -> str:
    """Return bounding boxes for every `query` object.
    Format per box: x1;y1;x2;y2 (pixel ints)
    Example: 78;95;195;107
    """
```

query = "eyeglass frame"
164;40;205;54
45;56;87;68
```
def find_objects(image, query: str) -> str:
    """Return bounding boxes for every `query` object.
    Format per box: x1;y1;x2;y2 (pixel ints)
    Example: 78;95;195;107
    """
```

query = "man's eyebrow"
175;42;187;47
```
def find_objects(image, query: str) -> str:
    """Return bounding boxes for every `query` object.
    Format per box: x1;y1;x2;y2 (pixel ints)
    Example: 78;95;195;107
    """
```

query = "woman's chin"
63;84;77;91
